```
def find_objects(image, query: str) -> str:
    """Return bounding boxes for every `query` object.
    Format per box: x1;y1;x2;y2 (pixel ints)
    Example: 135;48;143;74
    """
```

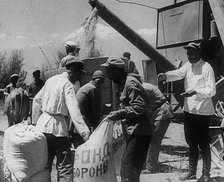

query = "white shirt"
166;59;216;115
32;72;89;137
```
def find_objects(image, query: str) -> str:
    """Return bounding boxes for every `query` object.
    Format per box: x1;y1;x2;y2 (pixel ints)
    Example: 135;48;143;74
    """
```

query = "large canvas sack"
3;123;48;182
29;168;51;182
73;118;117;182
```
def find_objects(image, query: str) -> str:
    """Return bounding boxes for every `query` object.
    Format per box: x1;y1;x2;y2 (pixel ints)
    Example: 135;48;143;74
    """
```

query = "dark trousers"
146;118;171;171
44;133;73;182
184;112;211;175
121;135;152;182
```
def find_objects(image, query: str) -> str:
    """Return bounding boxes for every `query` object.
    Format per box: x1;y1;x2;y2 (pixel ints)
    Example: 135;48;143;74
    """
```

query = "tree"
0;50;27;89
55;49;66;68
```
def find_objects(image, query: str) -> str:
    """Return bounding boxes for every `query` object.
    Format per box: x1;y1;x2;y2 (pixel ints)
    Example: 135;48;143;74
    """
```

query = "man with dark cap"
28;70;45;98
4;74;19;95
32;56;90;182
158;42;216;182
76;70;105;131
122;51;139;74
101;56;154;182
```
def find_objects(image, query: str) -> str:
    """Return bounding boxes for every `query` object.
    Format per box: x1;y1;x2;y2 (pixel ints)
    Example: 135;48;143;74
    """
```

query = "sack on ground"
73;117;117;182
3;123;48;182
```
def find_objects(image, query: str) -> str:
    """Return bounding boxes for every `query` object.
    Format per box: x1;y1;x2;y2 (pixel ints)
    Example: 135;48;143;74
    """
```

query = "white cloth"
73;81;80;94
33;72;89;137
166;59;216;115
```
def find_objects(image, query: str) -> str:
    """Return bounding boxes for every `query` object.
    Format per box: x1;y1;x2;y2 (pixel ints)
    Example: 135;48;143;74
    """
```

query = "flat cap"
10;73;19;79
65;41;80;50
92;70;104;80
101;56;125;68
183;42;200;51
65;56;86;72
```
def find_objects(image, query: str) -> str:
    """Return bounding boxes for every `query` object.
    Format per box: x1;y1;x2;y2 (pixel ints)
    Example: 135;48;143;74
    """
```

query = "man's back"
142;82;166;110
76;82;103;129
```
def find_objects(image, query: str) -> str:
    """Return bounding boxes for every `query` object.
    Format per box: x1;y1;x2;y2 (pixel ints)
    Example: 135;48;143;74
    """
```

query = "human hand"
180;90;196;97
82;131;91;142
108;111;121;121
113;123;123;139
158;73;167;82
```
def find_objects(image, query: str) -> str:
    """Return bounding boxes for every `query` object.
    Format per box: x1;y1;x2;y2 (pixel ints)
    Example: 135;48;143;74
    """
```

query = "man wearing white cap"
60;40;80;68
4;74;19;95
158;42;216;182
61;40;81;95
32;56;90;182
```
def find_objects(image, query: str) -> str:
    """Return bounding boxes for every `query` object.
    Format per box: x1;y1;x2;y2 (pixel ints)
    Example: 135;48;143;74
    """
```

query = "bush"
0;50;27;98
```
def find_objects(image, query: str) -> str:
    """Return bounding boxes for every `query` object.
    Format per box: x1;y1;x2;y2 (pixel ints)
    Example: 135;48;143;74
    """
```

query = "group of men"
5;39;216;182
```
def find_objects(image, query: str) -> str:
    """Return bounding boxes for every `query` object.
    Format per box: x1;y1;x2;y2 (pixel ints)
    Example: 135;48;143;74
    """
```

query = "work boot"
179;171;196;181
200;145;211;182
196;174;210;182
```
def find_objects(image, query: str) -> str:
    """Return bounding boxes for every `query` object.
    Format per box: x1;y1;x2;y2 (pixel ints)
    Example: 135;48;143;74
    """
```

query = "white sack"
73;118;117;182
3;123;48;182
29;168;51;182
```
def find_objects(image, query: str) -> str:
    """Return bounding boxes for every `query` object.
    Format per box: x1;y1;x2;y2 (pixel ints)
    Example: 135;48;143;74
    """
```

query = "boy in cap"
122;51;139;74
32;56;90;182
76;70;105;131
102;56;154;182
158;42;216;182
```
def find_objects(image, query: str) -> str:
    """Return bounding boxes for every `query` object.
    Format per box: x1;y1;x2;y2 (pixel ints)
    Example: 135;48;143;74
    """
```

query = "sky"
0;0;182;50
0;0;187;82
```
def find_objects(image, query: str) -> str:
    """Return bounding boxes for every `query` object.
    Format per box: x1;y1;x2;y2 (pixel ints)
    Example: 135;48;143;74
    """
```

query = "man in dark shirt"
76;70;105;131
102;56;154;182
29;70;45;98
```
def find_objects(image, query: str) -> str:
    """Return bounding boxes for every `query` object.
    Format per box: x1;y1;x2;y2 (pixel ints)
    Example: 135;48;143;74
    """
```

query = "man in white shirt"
158;42;216;182
32;57;90;182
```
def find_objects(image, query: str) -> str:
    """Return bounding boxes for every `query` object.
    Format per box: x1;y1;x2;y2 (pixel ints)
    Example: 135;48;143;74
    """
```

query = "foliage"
40;63;51;81
40;49;66;81
0;50;27;89
57;49;66;63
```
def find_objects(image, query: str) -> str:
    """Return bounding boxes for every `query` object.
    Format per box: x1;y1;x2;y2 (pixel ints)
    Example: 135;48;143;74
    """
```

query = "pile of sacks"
3;123;50;182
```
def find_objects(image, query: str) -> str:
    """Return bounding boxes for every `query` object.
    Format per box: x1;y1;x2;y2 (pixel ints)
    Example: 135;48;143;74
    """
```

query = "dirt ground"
1;110;224;182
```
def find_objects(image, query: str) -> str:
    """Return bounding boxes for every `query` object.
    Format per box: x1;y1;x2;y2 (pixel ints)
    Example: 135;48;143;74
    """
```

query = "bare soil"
1;108;224;182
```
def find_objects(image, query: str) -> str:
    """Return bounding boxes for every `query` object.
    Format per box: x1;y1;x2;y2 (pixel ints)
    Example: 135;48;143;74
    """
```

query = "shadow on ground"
211;176;224;182
161;144;189;156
